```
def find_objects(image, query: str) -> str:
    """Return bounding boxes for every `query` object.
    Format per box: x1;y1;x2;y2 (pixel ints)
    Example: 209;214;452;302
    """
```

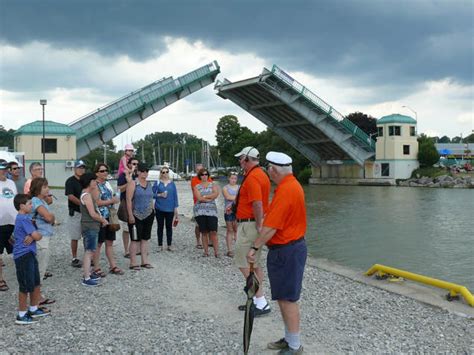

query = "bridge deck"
215;65;375;166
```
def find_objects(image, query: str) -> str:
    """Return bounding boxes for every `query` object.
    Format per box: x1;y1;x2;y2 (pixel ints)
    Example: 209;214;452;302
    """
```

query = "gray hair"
270;164;292;175
29;162;42;173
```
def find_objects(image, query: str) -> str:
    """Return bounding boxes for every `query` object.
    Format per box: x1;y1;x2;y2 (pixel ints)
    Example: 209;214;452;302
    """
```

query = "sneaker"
71;258;82;268
15;313;39;325
254;303;271;317
268;338;289;350
28;307;51;318
90;272;101;281
81;278;99;287
278;346;304;354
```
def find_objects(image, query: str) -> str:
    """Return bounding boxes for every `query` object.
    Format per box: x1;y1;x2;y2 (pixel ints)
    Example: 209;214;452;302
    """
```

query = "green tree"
346;112;377;136
417;134;440;167
464;133;474;143
215;115;243;165
82;140;120;172
0;125;15;149
438;135;451;143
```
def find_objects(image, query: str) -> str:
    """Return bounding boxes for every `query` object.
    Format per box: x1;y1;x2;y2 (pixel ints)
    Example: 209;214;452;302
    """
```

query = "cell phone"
173;219;179;227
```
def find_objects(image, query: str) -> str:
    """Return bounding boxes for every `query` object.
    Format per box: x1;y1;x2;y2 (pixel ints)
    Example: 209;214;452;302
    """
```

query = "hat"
234;146;260;159
0;159;8;170
266;151;292;166
74;160;86;168
124;144;135;151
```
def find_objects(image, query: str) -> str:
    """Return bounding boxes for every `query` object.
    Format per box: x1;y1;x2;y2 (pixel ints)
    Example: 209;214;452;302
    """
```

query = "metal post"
40;99;47;177
402;105;417;121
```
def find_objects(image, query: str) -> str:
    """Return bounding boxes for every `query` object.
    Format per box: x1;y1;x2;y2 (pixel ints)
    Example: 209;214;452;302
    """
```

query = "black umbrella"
243;262;260;354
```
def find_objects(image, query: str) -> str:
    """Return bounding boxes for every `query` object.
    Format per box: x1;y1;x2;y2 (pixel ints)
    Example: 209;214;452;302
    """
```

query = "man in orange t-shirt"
247;151;307;354
233;146;271;316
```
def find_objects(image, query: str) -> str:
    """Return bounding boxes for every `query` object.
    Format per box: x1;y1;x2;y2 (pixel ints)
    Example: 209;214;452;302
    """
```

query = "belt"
237;218;255;223
268;237;305;250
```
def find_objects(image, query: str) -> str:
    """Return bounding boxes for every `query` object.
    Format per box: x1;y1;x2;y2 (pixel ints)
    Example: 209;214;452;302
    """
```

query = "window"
410;126;416;136
389;126;401;136
41;138;57;153
381;163;390;177
403;145;410;155
377;127;383;137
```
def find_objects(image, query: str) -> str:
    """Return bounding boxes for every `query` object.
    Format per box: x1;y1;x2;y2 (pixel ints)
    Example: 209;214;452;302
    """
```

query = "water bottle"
130;224;139;241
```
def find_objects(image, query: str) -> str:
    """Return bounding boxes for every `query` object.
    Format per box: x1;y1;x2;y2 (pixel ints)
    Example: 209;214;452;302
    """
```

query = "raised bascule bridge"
69;61;220;157
215;65;375;171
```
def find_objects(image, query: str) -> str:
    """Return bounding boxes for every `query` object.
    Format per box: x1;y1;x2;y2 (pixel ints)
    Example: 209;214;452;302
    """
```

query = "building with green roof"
373;114;419;180
14;120;77;187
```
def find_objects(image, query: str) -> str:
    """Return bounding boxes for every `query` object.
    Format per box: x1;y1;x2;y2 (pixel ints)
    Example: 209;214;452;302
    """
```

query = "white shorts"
120;220;129;233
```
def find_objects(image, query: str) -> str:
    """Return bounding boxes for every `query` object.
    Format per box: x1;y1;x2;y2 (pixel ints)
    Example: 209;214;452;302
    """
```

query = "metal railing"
71;61;220;139
271;65;375;149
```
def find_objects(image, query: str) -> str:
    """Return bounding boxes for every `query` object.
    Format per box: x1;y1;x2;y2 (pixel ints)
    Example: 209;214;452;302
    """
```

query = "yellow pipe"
366;264;474;307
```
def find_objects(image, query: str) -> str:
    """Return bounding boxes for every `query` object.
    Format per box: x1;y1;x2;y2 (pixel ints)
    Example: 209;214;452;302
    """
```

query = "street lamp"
402;105;417;121
40;99;47;177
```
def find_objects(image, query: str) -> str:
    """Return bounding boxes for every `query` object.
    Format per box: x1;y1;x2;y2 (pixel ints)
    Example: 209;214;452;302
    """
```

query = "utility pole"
157;139;161;165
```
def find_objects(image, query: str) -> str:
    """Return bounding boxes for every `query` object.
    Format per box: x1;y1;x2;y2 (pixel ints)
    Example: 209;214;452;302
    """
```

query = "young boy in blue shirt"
13;194;51;324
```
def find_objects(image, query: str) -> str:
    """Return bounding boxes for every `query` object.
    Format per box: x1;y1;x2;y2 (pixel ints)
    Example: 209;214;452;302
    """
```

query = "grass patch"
410;167;448;179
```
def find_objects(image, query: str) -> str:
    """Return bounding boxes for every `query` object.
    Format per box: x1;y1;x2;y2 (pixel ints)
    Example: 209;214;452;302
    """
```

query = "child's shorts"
15;252;40;293
224;212;236;222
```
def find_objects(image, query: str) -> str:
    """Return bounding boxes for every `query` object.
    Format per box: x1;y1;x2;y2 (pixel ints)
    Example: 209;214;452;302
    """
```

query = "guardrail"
366;264;474;307
71;61;220;139
270;65;375;149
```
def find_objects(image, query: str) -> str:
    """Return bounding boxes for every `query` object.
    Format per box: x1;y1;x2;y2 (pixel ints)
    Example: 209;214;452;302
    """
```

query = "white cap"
234;146;260;159
266;151;292;166
124;143;135;151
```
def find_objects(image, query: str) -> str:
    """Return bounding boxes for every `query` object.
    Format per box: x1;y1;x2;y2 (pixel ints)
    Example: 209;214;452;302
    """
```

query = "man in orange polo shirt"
247;151;307;355
233;146;271;316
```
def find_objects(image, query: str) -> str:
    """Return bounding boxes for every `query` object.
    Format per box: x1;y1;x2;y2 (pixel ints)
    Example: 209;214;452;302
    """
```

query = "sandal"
109;266;124;275
196;244;203;249
202;253;209;257
226;251;234;257
0;280;8;292
140;264;154;269
129;265;141;271
39;298;56;305
124;253;130;259
43;272;53;279
93;268;107;278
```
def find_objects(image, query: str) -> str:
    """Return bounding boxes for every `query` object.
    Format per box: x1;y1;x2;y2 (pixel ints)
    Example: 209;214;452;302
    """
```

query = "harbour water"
176;181;474;291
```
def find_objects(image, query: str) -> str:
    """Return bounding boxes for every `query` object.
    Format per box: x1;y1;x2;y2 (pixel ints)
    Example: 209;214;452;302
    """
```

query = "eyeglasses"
98;169;108;173
11;167;20;171
161;170;169;173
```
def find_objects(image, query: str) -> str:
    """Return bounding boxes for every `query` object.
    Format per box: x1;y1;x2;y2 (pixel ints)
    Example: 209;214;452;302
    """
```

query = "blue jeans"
83;229;99;251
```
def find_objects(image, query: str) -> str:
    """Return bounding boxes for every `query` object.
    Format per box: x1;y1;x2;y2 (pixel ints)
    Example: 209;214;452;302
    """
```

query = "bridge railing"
71;61;220;140
271;65;375;149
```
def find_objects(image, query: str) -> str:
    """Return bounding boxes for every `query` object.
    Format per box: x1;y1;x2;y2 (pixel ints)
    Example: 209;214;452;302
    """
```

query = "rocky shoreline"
398;174;473;188
0;190;472;353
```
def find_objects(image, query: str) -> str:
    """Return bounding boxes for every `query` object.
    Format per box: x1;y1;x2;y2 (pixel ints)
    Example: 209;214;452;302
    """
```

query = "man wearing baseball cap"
233;146;271;316
247;151;307;354
65;160;86;268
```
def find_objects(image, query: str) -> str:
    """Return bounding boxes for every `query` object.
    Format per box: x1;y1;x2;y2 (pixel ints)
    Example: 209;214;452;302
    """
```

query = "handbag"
117;200;128;222
108;206;121;232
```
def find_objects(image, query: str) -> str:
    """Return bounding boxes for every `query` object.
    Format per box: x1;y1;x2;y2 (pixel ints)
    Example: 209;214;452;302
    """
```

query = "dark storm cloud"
1;0;472;89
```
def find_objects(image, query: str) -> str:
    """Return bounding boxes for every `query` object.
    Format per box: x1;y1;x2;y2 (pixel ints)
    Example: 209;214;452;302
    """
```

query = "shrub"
296;167;312;184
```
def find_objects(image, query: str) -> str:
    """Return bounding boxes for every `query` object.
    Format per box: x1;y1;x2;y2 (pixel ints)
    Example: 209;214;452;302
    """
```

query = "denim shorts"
15;252;40;293
267;238;307;302
224;212;236;222
83;229;99;251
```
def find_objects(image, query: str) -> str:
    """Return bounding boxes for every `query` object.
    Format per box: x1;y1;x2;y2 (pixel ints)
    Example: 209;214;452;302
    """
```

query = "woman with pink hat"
118;144;135;176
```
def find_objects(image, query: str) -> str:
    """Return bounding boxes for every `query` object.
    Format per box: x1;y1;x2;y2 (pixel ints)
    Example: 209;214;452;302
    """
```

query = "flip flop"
124;253;130;258
39;298;56;305
129;265;141;271
140;264;154;269
109;266;125;275
196;244;203;249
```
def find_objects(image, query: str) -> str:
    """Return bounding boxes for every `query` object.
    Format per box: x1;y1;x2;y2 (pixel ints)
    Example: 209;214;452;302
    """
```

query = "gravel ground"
0;185;473;354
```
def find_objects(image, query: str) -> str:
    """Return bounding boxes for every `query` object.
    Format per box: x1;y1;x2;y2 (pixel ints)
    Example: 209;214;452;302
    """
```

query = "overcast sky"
0;0;472;147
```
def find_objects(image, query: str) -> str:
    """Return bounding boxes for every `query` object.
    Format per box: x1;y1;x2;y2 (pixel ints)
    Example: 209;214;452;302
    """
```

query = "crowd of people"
0;145;307;354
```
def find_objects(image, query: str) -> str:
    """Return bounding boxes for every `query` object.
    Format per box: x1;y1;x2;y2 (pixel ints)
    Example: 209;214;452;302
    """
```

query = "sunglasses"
11;167;20;170
131;163;138;166
98;169;108;173
201;173;209;176
161;170;169;173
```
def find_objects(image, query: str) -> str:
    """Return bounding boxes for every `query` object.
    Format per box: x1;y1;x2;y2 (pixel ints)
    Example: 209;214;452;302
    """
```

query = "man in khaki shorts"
233;146;271;316
65;160;86;267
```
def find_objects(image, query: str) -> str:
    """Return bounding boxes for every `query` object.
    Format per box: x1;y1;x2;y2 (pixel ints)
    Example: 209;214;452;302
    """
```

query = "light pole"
40;99;47;177
402;105;417;121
